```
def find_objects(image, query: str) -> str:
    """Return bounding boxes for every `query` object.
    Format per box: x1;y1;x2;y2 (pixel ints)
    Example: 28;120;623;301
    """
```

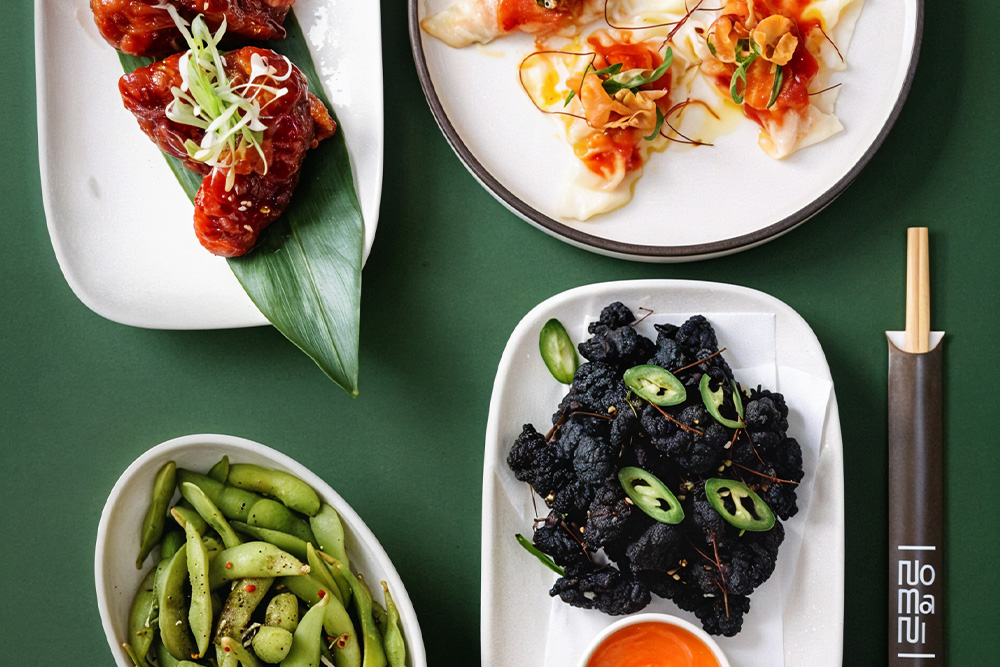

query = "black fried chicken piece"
718;521;785;596
550;566;651;615
625;522;685;573
533;511;591;574
674;315;733;378
507;424;572;499
553;362;621;424
641;404;727;475
743;388;790;451
584;482;635;549
578;303;655;371
695;593;751;637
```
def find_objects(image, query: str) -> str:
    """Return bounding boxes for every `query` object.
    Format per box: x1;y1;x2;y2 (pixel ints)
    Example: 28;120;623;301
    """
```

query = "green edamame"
158;544;197;661
182;481;243;549
310;504;349;570
227;463;321;517
177;471;316;543
184;521;212;658
161;529;185;561
171;505;209;535
248;498;316;544
380;582;406;667
138;461;176;569
208;542;309;589
264;592;299;632
220;636;263;667
306;543;346;606
214;578;272;667
231;522;308;561
126;567;157;664
280;593;327;667
208;455;230;483
279;575;360;667
154;639;204;666
324;556;386;667
251;626;294;663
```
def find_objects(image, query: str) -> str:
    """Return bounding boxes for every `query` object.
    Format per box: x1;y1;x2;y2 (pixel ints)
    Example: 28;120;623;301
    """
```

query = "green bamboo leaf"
119;12;363;396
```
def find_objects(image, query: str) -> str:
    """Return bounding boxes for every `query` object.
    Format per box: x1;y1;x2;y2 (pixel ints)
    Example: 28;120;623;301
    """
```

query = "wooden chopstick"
905;227;930;353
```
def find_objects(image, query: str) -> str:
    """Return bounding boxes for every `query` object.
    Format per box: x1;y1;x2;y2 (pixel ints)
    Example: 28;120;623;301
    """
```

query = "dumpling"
421;0;603;48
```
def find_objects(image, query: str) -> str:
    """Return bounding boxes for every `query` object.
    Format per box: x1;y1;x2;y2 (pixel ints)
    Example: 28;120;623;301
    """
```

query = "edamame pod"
252;626;294;663
171;506;209;535
182;481;243;549
380;582;406;667
126;567;158;664
310;504;349;570
278;575;361;667
306;543;346;606
323;555;386;667
207;455;230;483
214;578;272;667
227;463;321;517
220;636;264;667
161;529;185;561
280;593;327;667
184;521;212;658
265;592;300;632
154;639;204;666
231;522;308;561
208;542;309;589
248;498;317;544
178;470;317;544
158;544;198;661
138;461;176;568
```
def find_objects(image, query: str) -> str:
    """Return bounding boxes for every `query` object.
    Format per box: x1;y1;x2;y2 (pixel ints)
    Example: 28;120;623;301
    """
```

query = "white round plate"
36;0;383;328
411;1;922;261
95;434;426;667
481;280;844;665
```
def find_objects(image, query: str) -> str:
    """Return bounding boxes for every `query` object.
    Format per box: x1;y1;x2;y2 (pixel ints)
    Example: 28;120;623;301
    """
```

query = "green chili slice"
539;318;579;384
699;374;745;428
704;478;775;531
617;467;684;524
515;534;565;576
623;365;686;406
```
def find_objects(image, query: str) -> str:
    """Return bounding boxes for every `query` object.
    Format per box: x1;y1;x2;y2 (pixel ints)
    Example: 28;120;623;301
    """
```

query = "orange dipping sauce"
586;622;722;667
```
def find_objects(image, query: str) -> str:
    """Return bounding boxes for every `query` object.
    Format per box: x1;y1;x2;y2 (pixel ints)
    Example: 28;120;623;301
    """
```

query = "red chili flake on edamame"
336;634;349;648
244;584;257;593
225;561;233;569
317;589;326;598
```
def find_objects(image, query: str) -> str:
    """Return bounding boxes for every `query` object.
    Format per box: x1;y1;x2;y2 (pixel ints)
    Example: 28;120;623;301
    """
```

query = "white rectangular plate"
36;0;383;329
481;279;844;666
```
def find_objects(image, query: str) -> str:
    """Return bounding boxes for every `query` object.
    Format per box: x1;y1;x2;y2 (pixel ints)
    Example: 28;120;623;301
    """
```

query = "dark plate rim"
408;0;924;259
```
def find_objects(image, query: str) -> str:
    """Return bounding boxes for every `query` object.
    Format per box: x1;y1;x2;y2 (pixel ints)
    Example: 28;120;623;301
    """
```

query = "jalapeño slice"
618;467;684;524
623;365;686;406
704;478;775;532
539;318;579;385
699;374;745;428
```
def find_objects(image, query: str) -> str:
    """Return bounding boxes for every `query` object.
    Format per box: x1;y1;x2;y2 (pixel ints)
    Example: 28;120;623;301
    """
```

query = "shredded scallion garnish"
160;6;292;190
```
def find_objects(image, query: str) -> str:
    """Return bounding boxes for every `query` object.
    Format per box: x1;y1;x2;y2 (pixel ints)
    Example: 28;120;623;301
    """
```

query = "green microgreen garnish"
515;534;565;576
766;64;783;109
162;7;290;190
728;40;759;105
564;62;623;106
644;107;666;141
602;49;673;96
706;34;717;58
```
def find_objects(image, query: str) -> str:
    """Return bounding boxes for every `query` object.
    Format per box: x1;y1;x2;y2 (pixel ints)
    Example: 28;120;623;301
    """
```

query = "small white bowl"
95;433;427;667
576;613;730;667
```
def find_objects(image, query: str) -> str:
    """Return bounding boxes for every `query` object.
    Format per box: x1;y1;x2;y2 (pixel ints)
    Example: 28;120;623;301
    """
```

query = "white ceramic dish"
411;1;922;261
95;434;426;667
577;613;731;667
36;0;383;329
481;279;844;666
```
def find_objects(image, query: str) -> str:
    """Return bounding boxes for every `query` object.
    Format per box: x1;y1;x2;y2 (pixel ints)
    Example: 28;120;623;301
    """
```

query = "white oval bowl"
576;612;731;667
95;433;426;667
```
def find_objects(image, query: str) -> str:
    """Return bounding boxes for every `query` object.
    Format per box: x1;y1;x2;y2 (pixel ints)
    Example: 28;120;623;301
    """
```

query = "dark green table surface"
2;1;997;664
